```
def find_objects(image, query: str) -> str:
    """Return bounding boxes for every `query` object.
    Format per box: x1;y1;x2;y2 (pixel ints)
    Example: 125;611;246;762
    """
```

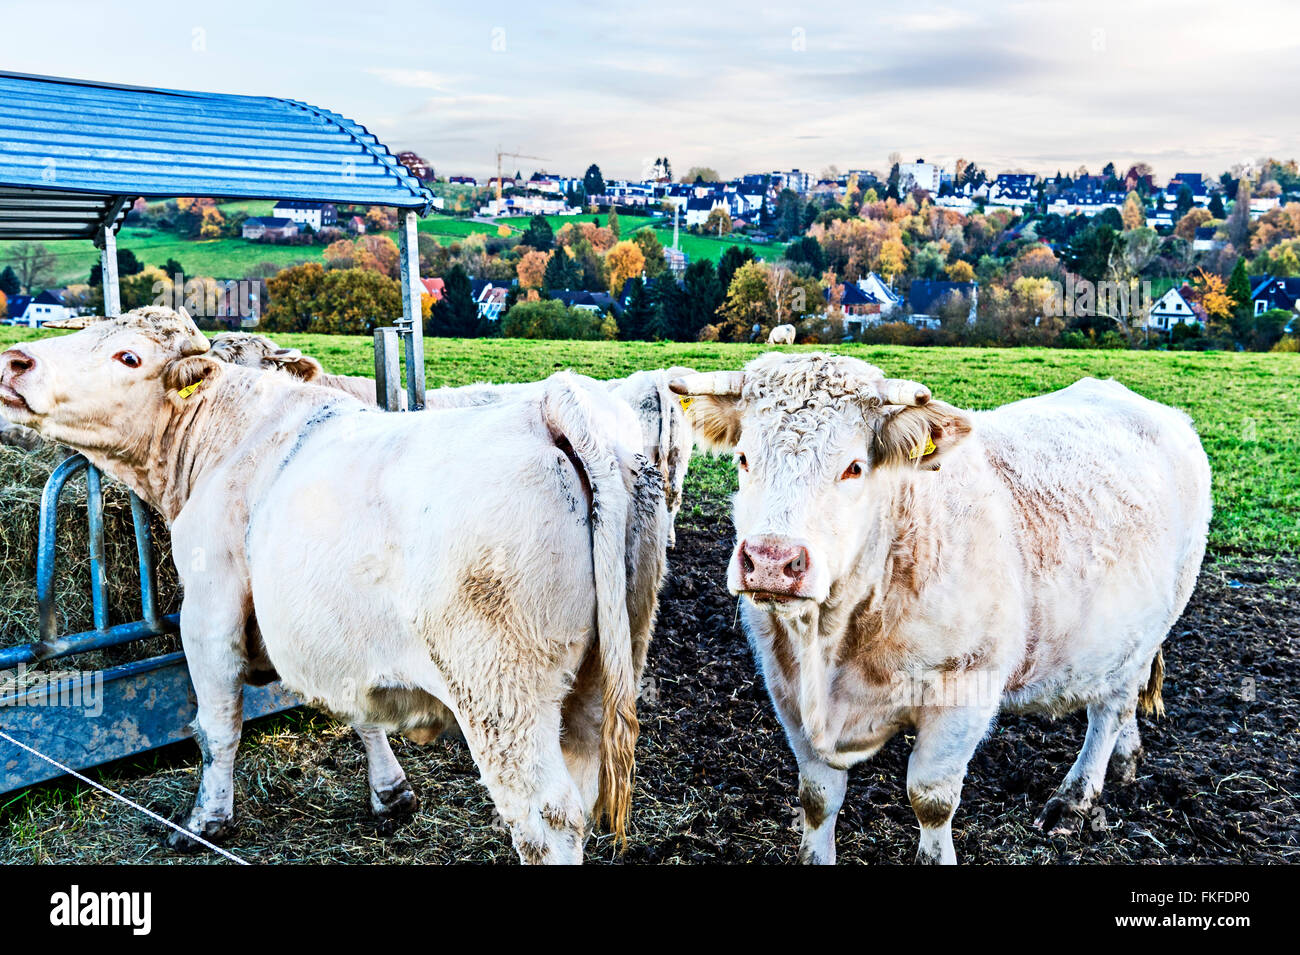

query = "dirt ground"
1;516;1296;864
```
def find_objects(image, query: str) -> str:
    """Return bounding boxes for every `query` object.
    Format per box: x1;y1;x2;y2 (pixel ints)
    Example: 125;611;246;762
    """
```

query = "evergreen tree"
619;277;654;339
649;272;685;340
428;264;478;337
1226;256;1253;342
1208;194;1226;218
542;250;579;292
583;164;605;198
522;213;553;251
0;266;19;298
717;245;756;292
681;259;723;340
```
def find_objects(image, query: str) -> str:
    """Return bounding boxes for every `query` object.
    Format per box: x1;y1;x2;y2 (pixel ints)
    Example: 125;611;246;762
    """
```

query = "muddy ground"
1;516;1296;864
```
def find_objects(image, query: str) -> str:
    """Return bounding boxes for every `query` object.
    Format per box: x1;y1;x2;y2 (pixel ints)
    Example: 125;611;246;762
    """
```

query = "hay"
0;445;181;666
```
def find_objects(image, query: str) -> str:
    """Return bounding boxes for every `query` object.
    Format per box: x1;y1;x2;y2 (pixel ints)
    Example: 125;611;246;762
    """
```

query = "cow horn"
668;371;746;396
866;378;931;407
176;307;211;356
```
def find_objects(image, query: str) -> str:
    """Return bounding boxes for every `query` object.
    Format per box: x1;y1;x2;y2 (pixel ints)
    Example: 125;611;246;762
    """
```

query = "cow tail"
1138;648;1165;719
542;375;639;847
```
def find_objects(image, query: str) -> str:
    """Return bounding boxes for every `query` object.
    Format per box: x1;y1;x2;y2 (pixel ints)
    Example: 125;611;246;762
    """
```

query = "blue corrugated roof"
0;71;434;240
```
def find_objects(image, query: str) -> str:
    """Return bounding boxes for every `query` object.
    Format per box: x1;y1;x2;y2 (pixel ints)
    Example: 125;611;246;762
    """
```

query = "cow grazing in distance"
671;352;1210;864
1;307;669;864
768;324;796;345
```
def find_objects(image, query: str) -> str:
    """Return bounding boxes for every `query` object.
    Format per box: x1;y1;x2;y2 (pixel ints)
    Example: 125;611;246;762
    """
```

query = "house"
271;200;337;231
470;279;509;321
3;289;72;327
1192;226;1224;252
448;175;477;186
987;173;1037;209
1146;208;1175;230
396;152;433;181
663;246;688;275
685;195;727;228
899;159;940;196
1144;287;1199;331
550;289;622;316
1163;172;1209;207
1047;190;1126;217
347;215;367;235
770;169;813;195
242;216;299;240
858;272;903;315
1250;196;1281;219
1250;276;1300;319
420;277;445;303
908;280;978;327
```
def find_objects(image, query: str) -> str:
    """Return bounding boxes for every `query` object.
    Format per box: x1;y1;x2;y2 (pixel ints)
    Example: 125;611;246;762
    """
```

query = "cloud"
364;68;452;91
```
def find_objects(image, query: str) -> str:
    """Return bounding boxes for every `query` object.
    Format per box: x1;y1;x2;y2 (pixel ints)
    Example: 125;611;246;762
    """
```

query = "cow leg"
353;724;418;819
907;702;998;865
792;735;848;865
559;651;604;820
1035;695;1133;834
1108;711;1143;784
168;609;246;850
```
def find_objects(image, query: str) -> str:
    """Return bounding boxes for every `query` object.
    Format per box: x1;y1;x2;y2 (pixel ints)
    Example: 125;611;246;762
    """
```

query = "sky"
4;0;1299;184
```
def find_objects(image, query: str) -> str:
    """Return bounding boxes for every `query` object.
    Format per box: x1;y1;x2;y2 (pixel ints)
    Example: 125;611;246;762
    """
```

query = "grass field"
496;213;788;262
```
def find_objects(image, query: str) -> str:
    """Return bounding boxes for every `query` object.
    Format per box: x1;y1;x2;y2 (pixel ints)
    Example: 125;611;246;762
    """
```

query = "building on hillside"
858;272;903;315
1249;196;1281;219
478;195;574;217
1250;276;1300;320
770;169;813;195
987;173;1037;209
1163;172;1209;207
272;200;337;231
347;215;367;234
1144;287;1200;331
1046;190;1126;217
550;289;622;316
685;195;728;228
663;245;688;275
396;152;433;181
908;280;978;328
420;277;445;303
4;289;73;326
899;159;941;196
448;175;477;186
1192;226;1224;252
1146;208;1175;230
470;279;509;321
242;216;299;240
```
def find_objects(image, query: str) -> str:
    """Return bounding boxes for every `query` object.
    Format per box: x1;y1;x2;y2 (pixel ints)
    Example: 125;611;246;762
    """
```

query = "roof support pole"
98;226;120;317
396;209;426;411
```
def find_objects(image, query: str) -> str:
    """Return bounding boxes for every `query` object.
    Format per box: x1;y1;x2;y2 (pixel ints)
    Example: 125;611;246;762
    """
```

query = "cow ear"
264;348;323;381
683;394;741;452
873;400;972;470
162;354;223;401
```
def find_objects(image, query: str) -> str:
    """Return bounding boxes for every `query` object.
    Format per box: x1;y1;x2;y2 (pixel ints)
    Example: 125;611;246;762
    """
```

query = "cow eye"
840;460;865;480
736;453;749;471
114;351;141;369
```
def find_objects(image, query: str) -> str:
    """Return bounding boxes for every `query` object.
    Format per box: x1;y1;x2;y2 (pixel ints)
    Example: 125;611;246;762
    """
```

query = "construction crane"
495;147;551;201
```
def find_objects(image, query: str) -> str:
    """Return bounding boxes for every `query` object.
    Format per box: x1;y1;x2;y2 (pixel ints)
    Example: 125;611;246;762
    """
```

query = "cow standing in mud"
672;352;1210;864
0;308;669;864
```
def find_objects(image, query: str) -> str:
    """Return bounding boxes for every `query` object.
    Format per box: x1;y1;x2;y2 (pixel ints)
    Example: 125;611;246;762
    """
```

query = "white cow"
207;332;696;545
1;307;669;864
671;351;1210;864
768;324;796;345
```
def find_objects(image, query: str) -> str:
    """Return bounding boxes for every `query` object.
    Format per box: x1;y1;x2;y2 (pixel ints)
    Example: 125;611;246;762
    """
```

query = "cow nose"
2;349;35;381
739;537;811;595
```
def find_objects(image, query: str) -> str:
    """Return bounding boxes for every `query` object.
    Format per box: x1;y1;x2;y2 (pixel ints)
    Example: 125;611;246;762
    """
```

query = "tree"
681;258;723;340
605;240;646;296
1209;194;1226;218
583;164;605;198
717;245;756;292
680;167;720;184
543;247;580;292
522;213;554;251
516;250;549;290
0;266;20;298
784;235;825;273
1063;224;1116;284
945;260;976;282
704;208;732;236
1121;191;1145;230
1226;179;1252;250
501;299;608;340
632;227;666;279
718;261;775;341
429;264;478;337
607;207;620;239
619;277;654;339
649;272;685;340
1226;256;1253;339
9;242;56;292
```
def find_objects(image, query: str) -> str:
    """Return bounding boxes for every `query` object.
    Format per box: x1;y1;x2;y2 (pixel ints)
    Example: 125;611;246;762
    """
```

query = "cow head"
210;332;324;381
0;306;221;452
671;352;972;610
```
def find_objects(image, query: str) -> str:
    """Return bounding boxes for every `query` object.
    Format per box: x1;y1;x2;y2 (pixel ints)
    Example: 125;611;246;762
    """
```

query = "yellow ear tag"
909;435;937;460
176;381;202;400
678;396;694;411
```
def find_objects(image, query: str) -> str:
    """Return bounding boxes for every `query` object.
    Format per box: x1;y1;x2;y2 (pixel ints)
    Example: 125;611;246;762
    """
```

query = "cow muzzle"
736;535;815;602
0;348;36;414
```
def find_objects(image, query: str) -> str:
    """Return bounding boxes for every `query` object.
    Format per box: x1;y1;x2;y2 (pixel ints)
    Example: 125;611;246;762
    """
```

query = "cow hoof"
165;817;235;852
371;781;419;821
1033;797;1083;836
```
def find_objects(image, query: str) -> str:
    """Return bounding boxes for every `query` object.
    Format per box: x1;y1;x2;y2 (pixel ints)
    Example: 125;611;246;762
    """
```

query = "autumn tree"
704;208;732;235
604;240;646;296
718;261;775;341
1121;192;1145;230
945;260;976;282
631;227;666;279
